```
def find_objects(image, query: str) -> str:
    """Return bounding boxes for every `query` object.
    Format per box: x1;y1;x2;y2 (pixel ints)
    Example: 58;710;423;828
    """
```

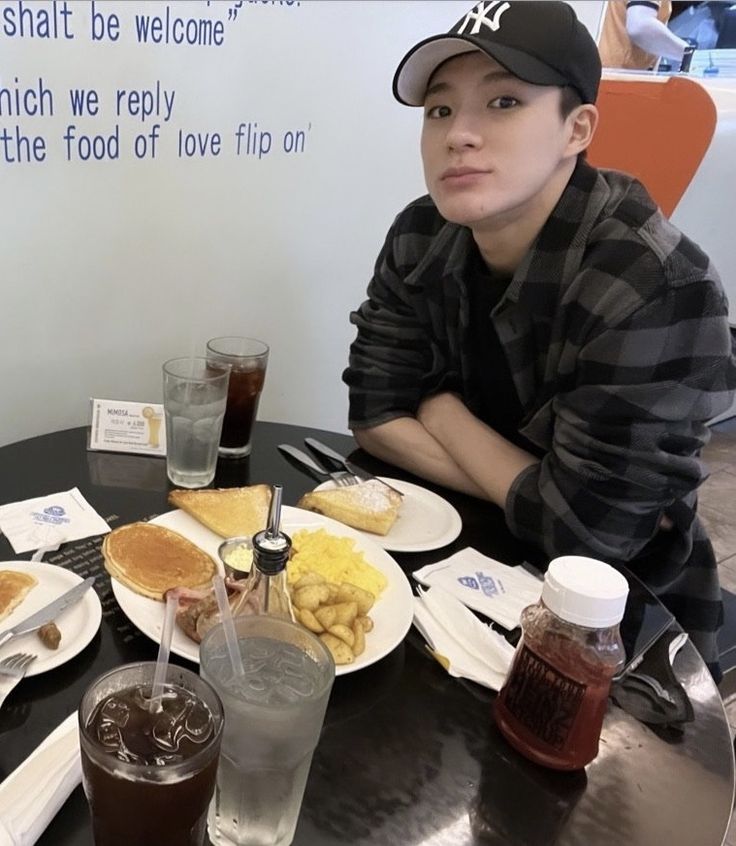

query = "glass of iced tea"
206;337;269;458
79;662;224;846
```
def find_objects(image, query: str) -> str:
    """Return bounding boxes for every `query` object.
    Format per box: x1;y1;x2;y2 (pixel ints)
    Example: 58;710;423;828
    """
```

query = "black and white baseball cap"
393;1;602;106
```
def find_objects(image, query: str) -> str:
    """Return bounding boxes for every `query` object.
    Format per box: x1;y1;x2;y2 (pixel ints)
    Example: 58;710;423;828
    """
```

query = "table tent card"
88;398;166;457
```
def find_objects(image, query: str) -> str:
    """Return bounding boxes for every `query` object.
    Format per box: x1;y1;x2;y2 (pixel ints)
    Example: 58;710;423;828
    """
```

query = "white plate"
110;507;415;676
313;477;462;553
0;561;102;676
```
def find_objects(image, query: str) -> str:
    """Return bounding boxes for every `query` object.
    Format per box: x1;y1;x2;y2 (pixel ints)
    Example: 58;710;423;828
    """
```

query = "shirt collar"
404;159;610;299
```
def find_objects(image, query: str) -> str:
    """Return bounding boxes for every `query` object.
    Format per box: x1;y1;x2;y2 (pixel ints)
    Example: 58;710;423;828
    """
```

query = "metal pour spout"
267;484;283;538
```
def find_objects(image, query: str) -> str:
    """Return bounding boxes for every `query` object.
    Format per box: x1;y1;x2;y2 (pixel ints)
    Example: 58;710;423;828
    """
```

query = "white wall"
0;1;602;447
670;76;736;324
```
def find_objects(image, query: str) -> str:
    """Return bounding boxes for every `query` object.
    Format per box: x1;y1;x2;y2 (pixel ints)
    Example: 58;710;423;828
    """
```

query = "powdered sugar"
344;480;400;513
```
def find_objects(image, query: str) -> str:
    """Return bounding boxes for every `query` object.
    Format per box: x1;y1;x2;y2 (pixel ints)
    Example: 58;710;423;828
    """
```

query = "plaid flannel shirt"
344;160;736;669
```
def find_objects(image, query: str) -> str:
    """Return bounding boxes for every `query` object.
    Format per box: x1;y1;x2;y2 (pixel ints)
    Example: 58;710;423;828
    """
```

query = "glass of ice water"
200;615;335;846
162;357;231;489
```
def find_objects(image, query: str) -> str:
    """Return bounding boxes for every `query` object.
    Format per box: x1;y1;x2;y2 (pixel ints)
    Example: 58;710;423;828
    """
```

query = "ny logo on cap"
457;1;511;36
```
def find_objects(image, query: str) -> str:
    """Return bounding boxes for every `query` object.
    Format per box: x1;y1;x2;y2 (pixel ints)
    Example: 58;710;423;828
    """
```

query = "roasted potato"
352;620;366;656
320;632;354;665
293;584;331;612
289;571;376;664
336;582;374;615
314;605;338;630
356;615;374;633
294;573;326;590
297;608;324;633
328;624;355;648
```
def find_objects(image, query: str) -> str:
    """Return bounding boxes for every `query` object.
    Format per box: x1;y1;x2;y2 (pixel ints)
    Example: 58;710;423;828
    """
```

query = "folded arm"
354;396;541;503
350;276;733;565
353;416;488;499
507;284;735;562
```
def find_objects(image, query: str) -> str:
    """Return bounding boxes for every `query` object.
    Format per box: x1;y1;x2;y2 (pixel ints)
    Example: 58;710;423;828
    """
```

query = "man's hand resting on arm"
353;393;539;508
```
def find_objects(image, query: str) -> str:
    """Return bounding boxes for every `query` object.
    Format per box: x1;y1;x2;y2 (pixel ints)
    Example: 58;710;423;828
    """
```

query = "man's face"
420;51;577;232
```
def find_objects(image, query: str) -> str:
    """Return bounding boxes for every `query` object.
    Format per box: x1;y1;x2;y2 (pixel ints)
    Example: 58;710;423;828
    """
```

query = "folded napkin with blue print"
413;547;543;631
0;488;110;554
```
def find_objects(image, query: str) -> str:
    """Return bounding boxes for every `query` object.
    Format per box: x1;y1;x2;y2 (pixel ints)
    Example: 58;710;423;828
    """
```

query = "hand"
416;392;539;509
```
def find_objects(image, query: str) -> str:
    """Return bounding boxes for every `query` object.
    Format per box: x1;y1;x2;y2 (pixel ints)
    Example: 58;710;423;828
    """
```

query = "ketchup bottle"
494;556;628;770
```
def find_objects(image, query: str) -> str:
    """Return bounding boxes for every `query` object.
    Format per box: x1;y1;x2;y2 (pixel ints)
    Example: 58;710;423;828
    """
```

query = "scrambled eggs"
287;529;387;596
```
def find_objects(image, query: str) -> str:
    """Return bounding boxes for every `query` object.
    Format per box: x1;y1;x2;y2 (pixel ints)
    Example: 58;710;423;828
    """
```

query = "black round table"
0;423;733;846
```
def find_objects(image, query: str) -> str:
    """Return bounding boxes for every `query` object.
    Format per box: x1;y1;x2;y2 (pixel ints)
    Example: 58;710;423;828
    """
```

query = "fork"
332;473;359;487
0;653;36;708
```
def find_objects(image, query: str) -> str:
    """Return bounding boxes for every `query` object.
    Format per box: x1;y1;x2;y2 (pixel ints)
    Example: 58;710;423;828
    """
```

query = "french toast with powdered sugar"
297;480;401;535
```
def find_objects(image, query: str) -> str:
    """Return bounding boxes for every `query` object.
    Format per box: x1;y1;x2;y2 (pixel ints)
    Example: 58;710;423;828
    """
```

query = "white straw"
150;592;178;711
213;575;244;677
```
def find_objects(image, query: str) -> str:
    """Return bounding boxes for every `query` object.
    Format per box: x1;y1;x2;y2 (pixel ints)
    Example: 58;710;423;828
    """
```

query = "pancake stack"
102;522;217;600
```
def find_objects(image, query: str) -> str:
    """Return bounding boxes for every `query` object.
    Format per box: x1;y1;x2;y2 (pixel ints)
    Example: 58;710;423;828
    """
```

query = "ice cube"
281;675;316;700
97;720;123;750
171;416;193;439
192;415;221;443
99;696;130;728
152;711;177;751
185;699;215;742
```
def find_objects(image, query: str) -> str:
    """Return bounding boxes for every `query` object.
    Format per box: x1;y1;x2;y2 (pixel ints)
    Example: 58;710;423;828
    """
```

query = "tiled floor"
700;416;736;844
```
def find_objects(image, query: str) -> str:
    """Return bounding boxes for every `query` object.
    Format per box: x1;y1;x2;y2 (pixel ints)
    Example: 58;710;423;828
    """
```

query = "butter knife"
304;438;404;497
0;576;95;649
278;444;349;485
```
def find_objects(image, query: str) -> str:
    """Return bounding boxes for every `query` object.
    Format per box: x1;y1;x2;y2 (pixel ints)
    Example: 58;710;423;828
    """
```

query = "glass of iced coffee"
79;662;224;846
206;337;269;458
200;615;334;846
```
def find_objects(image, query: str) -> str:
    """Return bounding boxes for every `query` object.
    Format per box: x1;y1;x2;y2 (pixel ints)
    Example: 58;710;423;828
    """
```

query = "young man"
343;1;736;674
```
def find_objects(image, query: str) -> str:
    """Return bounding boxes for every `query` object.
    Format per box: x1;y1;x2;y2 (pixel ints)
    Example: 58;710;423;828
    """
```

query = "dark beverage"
220;366;266;451
206;336;269;458
79;665;223;846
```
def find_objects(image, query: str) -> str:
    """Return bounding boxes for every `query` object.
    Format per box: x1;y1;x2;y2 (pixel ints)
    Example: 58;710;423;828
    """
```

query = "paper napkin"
413;547;543;631
0;711;81;846
0;488;110;554
413;586;515;690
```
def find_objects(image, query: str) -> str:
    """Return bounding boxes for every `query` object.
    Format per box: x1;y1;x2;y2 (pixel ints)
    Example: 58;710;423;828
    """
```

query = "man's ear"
567;104;599;156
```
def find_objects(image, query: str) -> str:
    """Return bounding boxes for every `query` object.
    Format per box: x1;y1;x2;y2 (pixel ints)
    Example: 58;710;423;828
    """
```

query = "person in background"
599;0;690;69
343;1;736;676
670;2;732;51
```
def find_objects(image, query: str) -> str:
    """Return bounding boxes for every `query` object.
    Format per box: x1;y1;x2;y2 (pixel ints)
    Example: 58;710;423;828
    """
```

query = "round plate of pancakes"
109;507;414;676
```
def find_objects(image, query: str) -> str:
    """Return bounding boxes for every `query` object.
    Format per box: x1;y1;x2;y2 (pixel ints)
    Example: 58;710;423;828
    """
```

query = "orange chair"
587;76;717;217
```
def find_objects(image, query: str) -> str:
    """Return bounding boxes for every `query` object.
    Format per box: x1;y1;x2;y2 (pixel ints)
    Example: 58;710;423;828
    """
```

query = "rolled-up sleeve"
506;279;736;562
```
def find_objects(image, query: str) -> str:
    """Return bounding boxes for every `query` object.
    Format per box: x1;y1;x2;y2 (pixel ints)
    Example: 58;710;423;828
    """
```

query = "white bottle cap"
541;556;629;628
